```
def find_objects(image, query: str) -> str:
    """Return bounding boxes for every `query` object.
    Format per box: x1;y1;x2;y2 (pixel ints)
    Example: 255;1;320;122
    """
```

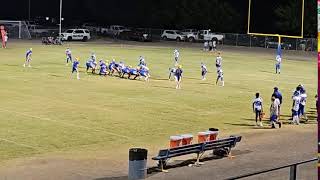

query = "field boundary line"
0;108;131;140
0;137;38;149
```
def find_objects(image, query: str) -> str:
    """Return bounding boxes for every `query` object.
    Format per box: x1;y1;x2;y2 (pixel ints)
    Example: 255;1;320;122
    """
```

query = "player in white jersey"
275;55;281;74
292;92;301;125
252;93;263;126
201;62;208;80
138;56;146;66
168;67;176;80
299;89;308;121
216;69;224;86
270;96;282;128
173;49;179;65
23;48;32;67
216;52;222;71
65;48;72;65
91;52;96;62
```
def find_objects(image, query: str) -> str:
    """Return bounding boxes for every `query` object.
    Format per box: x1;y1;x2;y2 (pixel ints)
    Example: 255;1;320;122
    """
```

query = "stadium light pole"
28;0;31;20
59;0;62;36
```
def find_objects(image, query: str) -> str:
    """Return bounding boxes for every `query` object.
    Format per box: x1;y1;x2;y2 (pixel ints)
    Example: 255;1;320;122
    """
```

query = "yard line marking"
0;89;190;127
0;137;38;149
0;108;131;140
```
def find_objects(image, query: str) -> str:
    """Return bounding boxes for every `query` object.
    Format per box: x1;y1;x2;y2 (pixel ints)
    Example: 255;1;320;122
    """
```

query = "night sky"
0;0;316;36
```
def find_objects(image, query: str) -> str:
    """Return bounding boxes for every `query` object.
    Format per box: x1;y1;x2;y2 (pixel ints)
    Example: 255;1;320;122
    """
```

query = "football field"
0;40;316;164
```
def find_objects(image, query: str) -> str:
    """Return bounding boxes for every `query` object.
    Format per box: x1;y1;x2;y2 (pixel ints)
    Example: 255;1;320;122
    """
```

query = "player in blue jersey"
65;48;72;65
109;59;121;76
99;60;108;76
72;57;80;80
200;62;208;80
174;65;183;89
138;65;150;81
128;67;139;80
23;48;32;67
120;64;131;78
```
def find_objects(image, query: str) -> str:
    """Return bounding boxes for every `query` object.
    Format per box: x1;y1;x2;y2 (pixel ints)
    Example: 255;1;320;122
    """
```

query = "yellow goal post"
247;0;305;44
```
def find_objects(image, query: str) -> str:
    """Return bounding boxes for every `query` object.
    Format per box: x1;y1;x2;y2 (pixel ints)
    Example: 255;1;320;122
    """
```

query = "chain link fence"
106;29;317;52
221;33;317;51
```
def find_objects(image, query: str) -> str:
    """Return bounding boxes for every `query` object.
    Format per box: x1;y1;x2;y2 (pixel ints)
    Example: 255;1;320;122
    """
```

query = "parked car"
119;28;152;42
82;23;100;32
161;30;186;41
187;29;224;42
60;29;91;41
181;29;197;35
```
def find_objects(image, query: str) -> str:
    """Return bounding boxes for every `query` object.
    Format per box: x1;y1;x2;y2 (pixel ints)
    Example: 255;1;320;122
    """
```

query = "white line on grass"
0;137;38;149
0;108;131;140
1;89;189;127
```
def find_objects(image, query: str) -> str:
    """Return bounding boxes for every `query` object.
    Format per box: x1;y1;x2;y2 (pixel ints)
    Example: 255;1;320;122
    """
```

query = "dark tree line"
80;0;316;37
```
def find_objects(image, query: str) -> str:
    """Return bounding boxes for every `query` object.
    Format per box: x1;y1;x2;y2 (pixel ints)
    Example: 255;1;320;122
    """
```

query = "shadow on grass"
48;74;64;78
199;82;214;85
152;77;171;81
152;85;176;90
225;122;272;129
259;70;275;74
147;149;253;177
94;176;128;180
184;77;201;80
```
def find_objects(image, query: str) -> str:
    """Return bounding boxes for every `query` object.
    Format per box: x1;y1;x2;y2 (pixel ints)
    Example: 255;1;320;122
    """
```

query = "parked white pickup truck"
29;25;58;35
187;29;224;42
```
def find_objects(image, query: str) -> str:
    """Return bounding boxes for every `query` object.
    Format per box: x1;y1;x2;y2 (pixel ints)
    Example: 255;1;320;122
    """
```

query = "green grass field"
0;41;316;163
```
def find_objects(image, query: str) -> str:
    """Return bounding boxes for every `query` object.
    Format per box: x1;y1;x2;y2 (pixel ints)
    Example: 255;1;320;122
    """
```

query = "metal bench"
152;135;242;172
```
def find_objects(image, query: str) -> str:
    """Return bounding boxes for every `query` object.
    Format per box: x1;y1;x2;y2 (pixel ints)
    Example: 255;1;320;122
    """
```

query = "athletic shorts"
298;104;305;116
276;63;281;69
270;115;278;122
201;71;207;76
255;109;261;117
72;68;78;73
175;75;181;82
292;110;299;116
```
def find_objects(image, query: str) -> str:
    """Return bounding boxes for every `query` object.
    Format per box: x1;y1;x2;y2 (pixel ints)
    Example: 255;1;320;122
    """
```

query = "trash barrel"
169;136;182;148
128;148;148;180
198;131;209;143
181;134;193;145
208;128;219;141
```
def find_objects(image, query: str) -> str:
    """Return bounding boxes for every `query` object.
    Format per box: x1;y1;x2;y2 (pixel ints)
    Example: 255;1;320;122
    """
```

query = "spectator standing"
3;31;8;48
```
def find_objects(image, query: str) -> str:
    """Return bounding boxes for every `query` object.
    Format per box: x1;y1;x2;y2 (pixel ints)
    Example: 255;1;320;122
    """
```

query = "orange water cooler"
208;128;219;141
181;134;193;145
169;136;182;148
197;132;209;143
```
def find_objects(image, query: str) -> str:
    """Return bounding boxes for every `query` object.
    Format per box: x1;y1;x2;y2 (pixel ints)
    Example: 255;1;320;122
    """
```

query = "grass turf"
0;41;316;162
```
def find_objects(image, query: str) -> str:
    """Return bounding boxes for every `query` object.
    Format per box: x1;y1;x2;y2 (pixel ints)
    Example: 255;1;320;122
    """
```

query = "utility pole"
59;0;62;35
28;0;31;20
